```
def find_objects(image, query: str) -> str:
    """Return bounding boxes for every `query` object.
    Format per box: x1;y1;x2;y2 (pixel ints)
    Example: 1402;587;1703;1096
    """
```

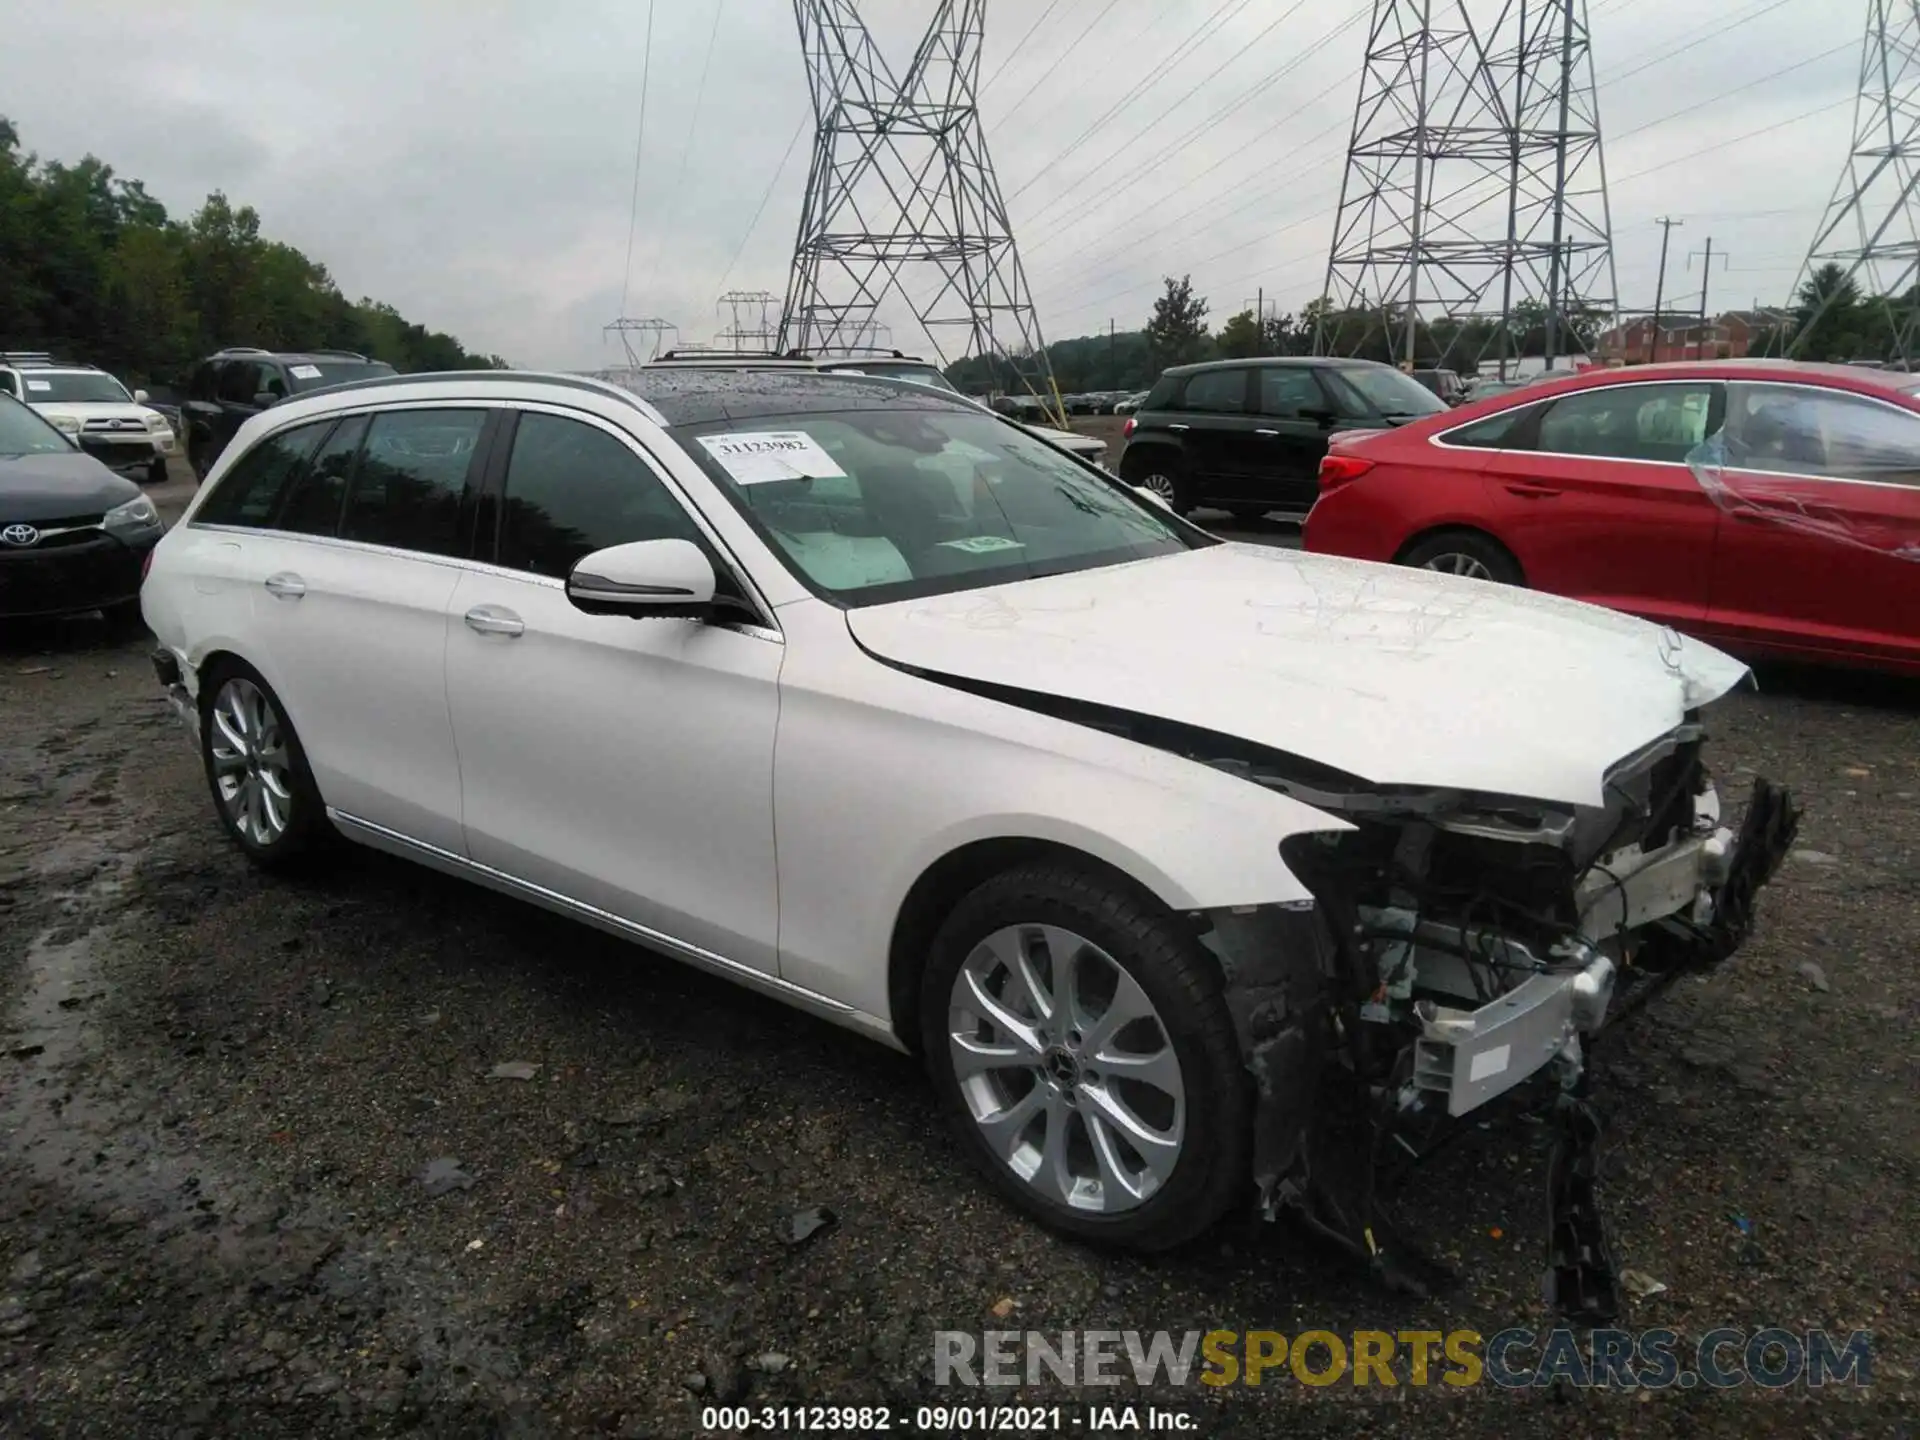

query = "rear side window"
495;412;701;579
276;415;368;535
1179;370;1248;414
339;409;485;556
0;372;18;399
1439;405;1537;450
195;421;331;526
189;363;217;402
1536;383;1719;463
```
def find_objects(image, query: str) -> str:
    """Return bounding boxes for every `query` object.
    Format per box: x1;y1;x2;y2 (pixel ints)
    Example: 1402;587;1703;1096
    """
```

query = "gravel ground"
0;460;1913;1437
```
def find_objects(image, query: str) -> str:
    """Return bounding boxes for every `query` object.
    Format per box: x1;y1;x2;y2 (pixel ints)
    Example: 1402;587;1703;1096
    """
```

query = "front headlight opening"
144;414;171;432
104;496;160;534
51;414;81;433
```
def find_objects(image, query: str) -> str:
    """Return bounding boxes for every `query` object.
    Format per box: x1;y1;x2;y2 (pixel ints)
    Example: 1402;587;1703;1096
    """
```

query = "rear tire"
146;456;169;486
1399;528;1523;585
197;660;331;871
1122;453;1193;515
919;863;1250;1252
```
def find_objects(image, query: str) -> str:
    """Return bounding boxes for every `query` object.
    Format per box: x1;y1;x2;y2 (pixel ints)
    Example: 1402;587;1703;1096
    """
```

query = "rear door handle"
464;604;525;637
1504;482;1563;499
263;572;306;599
1255;428;1279;437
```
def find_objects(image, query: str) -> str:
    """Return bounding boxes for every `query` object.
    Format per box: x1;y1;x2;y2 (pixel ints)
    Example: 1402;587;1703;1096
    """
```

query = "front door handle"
464;604;525;637
1255;428;1279;437
263;572;306;599
1168;423;1190;432
1504;482;1563;499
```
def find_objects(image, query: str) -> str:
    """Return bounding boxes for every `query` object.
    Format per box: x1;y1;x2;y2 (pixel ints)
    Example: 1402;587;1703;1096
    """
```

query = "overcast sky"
2;0;1860;369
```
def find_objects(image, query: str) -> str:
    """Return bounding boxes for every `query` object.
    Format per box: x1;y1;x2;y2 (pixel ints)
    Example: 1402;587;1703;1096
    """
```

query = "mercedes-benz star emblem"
1;524;40;547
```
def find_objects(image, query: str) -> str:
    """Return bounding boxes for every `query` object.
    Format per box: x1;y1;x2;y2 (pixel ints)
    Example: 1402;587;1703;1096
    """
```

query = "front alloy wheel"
949;924;1185;1214
209;677;294;845
1136;470;1181;508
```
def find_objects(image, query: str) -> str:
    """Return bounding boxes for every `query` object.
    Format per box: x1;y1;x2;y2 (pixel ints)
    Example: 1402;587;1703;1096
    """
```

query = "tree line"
0;117;506;392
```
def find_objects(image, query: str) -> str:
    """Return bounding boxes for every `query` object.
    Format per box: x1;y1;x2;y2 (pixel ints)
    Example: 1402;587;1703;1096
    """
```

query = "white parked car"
0;353;175;485
141;370;1795;1309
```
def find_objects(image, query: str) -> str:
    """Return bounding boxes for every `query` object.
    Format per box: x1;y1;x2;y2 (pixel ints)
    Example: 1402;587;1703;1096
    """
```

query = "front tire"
919;864;1250;1252
198;661;330;870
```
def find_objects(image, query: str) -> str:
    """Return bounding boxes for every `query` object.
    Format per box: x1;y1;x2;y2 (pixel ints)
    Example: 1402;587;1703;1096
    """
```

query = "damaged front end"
1200;722;1799;1322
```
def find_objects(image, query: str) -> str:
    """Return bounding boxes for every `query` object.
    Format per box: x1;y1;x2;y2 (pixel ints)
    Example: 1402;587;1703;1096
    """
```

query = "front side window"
1536;383;1719;463
1179;369;1248;414
195;421;331;526
0;393;75;456
1328;365;1448;419
1258;368;1326;418
1726;383;1920;488
216;362;258;405
15;371;132;405
679;407;1199;605
339;409;485;556
496;412;703;579
276;415;368;536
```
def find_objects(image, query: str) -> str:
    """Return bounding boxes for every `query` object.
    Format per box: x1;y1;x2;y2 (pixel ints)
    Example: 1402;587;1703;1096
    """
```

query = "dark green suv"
182;347;396;478
1118;357;1446;518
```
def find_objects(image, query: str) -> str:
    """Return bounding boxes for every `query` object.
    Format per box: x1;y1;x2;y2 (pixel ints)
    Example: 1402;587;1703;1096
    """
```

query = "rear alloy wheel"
199;664;329;868
921;865;1249;1251
1399;530;1523;586
1126;461;1191;515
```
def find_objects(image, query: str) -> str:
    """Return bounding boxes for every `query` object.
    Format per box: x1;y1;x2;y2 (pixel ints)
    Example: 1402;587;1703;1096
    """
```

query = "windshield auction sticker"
697;430;847;485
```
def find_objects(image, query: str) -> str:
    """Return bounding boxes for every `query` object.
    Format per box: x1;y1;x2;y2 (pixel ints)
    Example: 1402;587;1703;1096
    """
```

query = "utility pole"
1650;216;1683;360
1108;318;1116;382
1688;238;1726;358
1257;287;1265;355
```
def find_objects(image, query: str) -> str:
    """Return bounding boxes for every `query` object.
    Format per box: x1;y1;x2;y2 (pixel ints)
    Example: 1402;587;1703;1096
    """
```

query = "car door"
1169;367;1256;503
1246;366;1339;512
1704;380;1920;667
234;404;490;854
1480;379;1724;627
443;406;783;974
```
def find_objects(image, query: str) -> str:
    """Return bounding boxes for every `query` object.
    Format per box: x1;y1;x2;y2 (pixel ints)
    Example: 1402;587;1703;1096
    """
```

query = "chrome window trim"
329;809;899;1048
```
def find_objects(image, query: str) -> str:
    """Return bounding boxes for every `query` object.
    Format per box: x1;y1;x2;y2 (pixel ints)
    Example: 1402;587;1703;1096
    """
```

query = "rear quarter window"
194;421;332;527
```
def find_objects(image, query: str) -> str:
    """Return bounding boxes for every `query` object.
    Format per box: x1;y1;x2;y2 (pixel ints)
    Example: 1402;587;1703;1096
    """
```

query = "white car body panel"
443;564;785;975
845;543;1749;809
767;598;1345;1020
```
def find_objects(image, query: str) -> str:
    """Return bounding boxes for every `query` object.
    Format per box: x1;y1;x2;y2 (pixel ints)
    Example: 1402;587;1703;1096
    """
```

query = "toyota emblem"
1;524;38;547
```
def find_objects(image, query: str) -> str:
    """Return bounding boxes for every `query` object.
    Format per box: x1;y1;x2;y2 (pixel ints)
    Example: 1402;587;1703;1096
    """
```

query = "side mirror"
1133;485;1173;510
566;538;716;619
133;388;150;404
253;391;282;409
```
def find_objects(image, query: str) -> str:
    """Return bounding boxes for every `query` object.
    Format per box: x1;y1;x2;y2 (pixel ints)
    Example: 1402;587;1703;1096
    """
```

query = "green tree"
1215;308;1262;358
1787;262;1865;361
1144;274;1210;370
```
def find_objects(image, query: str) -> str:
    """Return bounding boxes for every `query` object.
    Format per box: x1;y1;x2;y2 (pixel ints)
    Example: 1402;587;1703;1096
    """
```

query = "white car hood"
844;544;1749;808
32;400;158;425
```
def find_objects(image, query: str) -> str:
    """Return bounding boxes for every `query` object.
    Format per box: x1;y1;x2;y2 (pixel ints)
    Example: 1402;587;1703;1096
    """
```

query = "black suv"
183;348;396;478
1119;357;1446;517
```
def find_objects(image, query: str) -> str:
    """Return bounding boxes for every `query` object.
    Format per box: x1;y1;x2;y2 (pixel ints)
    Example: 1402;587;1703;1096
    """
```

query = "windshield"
0;394;78;456
1334;366;1449;418
287;360;398;392
680;407;1203;606
17;371;132;404
821;361;959;394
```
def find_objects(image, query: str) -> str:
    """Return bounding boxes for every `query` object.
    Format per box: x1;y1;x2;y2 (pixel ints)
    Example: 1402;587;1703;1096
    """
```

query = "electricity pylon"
780;0;1057;402
1318;0;1618;376
1786;0;1920;360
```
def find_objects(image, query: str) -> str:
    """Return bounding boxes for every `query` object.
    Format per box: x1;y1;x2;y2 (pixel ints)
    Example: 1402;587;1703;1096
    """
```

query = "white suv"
0;353;175;484
140;369;1794;1291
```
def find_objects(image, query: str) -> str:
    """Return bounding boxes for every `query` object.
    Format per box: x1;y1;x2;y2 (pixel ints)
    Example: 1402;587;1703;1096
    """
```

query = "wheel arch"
1392;522;1526;581
886;836;1185;1054
1118;439;1186;480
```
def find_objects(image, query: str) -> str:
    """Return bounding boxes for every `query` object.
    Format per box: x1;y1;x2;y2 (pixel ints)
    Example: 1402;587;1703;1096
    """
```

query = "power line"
1599;0;1800;89
714;112;809;298
617;0;659;319
1610;41;1852;144
994;0;1128;132
981;0;1067;94
1007;0;1270;207
1611;97;1853;186
644;0;728;285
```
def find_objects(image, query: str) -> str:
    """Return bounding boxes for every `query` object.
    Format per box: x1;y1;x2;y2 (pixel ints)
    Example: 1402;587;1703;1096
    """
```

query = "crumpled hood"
845;544;1750;808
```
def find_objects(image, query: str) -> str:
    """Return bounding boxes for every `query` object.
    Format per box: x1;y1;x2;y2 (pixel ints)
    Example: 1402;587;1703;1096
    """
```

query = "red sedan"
1302;360;1920;674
